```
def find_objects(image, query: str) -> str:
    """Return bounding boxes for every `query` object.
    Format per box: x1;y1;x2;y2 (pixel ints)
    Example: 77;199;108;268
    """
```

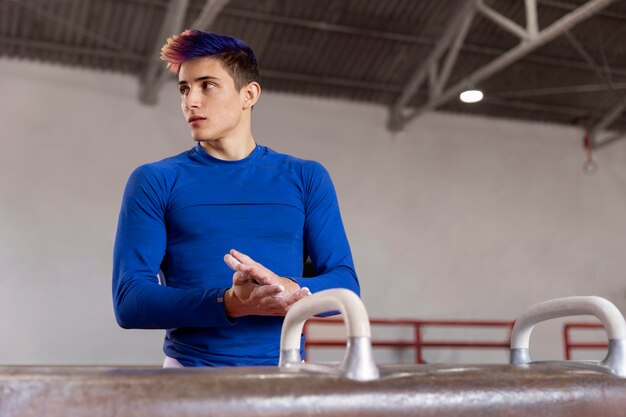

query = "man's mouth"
188;116;206;123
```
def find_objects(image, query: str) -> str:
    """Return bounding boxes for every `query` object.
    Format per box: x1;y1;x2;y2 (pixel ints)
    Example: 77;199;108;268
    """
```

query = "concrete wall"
1;58;625;365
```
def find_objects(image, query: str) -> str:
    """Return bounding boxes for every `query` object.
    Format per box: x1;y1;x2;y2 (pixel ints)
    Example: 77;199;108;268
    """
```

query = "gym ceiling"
1;0;625;145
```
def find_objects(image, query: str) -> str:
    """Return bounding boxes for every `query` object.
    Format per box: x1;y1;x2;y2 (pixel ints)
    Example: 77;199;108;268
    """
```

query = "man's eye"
202;82;215;90
179;86;189;95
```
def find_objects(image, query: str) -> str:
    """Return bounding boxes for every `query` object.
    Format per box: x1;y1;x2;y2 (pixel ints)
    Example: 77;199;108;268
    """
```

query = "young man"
112;30;359;367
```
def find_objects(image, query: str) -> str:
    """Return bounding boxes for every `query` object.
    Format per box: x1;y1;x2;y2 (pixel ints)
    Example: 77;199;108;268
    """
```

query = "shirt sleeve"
289;162;360;296
112;166;233;329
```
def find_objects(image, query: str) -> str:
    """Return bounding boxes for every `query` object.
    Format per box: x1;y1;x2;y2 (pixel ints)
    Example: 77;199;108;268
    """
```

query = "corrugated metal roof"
1;0;625;132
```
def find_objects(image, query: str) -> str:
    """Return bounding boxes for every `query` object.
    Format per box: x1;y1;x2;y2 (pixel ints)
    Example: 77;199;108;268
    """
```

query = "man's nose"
184;88;201;109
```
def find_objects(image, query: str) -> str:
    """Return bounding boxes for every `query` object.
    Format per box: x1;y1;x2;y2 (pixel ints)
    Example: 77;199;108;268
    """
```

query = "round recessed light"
459;89;484;103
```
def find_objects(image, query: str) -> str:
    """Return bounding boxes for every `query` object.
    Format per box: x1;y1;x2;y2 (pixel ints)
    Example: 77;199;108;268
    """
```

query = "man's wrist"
224;288;241;318
224;288;257;318
279;277;301;294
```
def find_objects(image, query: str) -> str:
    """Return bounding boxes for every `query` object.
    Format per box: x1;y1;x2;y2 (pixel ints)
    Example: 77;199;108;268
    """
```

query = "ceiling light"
459;89;483;103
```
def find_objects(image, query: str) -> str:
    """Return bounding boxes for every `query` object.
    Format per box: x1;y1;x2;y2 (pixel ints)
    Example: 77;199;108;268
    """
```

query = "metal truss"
387;0;619;132
565;31;625;149
221;6;626;78
590;98;625;149
139;0;230;105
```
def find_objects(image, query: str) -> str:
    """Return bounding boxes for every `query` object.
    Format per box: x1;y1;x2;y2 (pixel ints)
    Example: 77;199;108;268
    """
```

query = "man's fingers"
283;287;311;305
232;270;252;285
235;264;265;285
238;264;276;285
232;286;311;316
224;254;241;271
230;249;260;266
254;284;285;300
296;287;311;299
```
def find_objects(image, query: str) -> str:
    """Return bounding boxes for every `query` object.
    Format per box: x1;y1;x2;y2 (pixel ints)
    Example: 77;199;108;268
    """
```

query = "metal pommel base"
280;337;380;381
510;348;531;366
340;336;380;381
603;339;626;377
280;348;302;365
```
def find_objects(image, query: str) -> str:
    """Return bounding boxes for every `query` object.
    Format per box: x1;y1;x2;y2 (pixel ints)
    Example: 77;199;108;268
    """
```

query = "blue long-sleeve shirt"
112;144;359;366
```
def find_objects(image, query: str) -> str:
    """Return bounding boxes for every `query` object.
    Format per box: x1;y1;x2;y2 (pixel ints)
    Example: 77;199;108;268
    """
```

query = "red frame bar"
304;318;514;364
563;322;607;360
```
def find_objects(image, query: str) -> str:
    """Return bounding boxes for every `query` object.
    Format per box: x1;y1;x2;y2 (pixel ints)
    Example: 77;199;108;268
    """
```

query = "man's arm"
291;162;360;295
112;166;233;329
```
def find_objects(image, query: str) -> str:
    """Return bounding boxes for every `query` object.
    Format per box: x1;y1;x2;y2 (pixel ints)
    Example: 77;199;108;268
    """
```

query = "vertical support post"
525;0;539;38
428;63;439;99
563;324;571;360
415;324;424;364
303;321;309;363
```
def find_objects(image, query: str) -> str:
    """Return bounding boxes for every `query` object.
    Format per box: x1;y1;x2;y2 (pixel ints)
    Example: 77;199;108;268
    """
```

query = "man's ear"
241;82;261;109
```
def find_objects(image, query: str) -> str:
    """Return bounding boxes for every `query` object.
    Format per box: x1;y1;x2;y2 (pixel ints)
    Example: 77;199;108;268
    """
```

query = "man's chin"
192;136;217;143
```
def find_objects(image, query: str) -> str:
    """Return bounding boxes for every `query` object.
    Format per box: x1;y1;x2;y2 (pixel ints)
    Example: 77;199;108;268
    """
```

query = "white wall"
1;58;625;365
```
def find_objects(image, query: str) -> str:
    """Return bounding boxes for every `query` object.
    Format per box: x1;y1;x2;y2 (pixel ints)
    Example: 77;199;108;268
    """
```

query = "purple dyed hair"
160;29;259;90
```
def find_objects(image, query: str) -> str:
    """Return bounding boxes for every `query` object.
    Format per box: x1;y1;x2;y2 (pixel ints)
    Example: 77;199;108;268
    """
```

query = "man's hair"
160;29;259;90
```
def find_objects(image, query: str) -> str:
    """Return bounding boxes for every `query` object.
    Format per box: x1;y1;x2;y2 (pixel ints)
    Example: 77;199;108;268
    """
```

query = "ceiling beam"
391;0;618;132
0;0;78;13
563;31;617;100
593;131;625;149
138;0;190;105
191;0;230;29
388;1;478;130
0;36;144;62
591;98;625;147
525;0;539;37
477;0;529;40
491;82;626;98
432;5;476;100
482;96;599;117
538;0;626;21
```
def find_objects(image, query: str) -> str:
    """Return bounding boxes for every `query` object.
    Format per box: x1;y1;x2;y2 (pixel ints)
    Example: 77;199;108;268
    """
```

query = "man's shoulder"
131;150;190;180
262;146;325;173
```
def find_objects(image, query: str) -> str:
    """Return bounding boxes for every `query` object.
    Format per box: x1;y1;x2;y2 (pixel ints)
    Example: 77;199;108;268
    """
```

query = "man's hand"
223;249;310;318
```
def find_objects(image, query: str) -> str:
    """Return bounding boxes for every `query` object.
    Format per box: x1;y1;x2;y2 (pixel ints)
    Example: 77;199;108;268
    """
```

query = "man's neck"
198;135;256;161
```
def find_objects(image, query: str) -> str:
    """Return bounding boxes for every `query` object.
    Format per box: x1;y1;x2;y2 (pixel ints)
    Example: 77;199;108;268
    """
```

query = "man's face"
178;56;246;142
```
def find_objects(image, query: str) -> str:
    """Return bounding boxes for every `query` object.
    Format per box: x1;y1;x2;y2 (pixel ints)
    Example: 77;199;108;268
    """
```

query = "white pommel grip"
510;296;626;377
511;296;626;350
281;289;370;352
279;289;379;381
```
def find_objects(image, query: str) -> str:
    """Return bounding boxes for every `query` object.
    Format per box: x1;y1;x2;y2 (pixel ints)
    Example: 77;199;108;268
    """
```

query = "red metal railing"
563;322;607;360
304;318;514;364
